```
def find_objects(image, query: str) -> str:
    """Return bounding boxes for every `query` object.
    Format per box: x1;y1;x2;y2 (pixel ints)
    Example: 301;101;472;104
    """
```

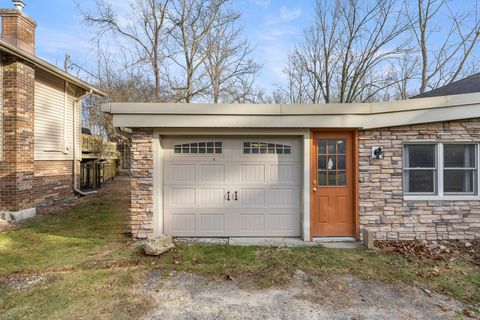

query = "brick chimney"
0;0;36;215
0;0;36;54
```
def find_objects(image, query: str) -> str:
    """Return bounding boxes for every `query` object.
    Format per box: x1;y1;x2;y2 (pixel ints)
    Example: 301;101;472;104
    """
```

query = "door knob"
234;191;238;201
313;180;317;192
226;191;230;201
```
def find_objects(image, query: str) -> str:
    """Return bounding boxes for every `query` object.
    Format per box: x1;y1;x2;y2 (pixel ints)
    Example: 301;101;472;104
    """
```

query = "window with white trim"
443;144;477;194
403;144;437;194
173;142;223;154
403;143;478;196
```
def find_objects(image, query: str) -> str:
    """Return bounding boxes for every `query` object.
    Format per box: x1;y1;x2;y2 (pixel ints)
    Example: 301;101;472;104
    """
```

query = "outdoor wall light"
372;146;384;159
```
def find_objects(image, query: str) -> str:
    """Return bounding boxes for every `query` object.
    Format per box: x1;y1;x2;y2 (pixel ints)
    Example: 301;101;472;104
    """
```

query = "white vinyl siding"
34;70;81;161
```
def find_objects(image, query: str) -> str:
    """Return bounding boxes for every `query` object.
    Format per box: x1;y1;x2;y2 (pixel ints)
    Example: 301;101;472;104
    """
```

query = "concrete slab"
228;237;318;247
0;207;36;222
175;237;229;245
313;237;357;243
173;237;364;249
319;242;364;249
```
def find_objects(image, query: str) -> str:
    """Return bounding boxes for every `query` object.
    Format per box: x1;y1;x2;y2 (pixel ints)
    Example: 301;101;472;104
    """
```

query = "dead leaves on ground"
375;240;479;266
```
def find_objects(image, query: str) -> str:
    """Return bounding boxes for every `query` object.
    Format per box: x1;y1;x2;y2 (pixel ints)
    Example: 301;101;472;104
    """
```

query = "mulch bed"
375;240;480;266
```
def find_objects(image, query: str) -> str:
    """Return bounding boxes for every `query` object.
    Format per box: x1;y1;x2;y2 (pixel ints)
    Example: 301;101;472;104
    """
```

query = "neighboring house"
103;91;480;242
80;129;119;190
0;2;104;221
114;127;133;173
413;73;480;99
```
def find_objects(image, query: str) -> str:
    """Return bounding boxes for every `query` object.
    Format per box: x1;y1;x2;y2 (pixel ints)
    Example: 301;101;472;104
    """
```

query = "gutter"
0;39;106;97
73;89;97;196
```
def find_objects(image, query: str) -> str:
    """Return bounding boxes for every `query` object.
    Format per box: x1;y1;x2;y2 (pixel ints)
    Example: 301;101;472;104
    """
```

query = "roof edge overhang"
0;39;106;97
101;92;480;130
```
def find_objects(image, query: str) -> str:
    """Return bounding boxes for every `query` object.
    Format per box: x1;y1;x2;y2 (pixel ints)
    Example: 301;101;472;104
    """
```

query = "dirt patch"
375;240;480;266
0;274;53;291
139;270;468;320
0;220;13;232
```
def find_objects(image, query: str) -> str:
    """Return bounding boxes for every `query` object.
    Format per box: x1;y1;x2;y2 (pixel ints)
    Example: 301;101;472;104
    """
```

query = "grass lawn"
1;179;479;319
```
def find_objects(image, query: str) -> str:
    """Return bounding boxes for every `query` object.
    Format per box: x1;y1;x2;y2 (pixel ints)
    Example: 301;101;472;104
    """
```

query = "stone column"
130;128;154;239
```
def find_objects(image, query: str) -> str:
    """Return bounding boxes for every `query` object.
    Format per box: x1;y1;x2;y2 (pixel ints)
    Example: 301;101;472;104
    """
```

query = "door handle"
226;191;230;201
313;180;317;192
234;191;238;201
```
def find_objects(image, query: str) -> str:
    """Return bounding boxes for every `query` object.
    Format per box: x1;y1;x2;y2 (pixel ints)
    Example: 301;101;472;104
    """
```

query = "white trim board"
107;105;480;130
102;92;480;130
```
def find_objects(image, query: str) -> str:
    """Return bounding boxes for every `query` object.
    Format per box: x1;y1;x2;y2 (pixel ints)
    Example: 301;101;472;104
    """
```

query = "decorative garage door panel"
163;137;302;237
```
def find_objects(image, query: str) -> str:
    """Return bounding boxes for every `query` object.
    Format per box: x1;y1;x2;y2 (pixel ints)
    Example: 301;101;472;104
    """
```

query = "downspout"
63;81;68;154
73;89;97;196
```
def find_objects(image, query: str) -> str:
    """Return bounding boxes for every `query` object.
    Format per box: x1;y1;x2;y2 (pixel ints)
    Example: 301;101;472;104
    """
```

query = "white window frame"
172;141;224;156
241;141;292;155
404;141;480;201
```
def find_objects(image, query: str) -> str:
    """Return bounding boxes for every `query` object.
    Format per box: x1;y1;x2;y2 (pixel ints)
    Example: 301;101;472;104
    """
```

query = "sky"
13;0;314;91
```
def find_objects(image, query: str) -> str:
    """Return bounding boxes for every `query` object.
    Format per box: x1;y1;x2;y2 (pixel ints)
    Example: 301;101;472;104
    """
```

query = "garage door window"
174;142;223;154
243;142;291;155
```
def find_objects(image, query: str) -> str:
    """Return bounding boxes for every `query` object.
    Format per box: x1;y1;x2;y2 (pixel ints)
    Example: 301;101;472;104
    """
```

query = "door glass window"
318;139;346;186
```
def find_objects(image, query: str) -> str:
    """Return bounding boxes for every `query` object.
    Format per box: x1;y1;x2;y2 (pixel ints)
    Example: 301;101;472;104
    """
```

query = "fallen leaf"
421;288;432;297
463;309;475;318
437;304;450;312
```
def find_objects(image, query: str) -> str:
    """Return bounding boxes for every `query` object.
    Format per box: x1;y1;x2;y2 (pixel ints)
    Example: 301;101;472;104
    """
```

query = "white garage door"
163;137;302;237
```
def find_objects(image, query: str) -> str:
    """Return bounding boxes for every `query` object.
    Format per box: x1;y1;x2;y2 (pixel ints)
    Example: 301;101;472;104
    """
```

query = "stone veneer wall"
359;119;480;241
130;128;155;239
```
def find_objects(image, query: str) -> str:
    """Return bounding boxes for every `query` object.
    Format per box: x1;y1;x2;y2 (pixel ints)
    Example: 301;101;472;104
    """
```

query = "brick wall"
33;160;78;207
0;10;83;217
359;119;480;241
0;51;3;161
0;9;36;54
0;55;35;212
130;128;154;239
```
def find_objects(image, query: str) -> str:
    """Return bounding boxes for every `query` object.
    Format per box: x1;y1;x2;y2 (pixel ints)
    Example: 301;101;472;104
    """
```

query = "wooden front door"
311;131;355;237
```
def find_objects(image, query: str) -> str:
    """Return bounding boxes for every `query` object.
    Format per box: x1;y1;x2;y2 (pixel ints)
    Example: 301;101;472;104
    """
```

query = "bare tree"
283;0;410;103
279;55;311;104
166;0;241;102
406;0;480;94
80;48;159;138
203;13;261;103
387;53;419;100
78;0;170;102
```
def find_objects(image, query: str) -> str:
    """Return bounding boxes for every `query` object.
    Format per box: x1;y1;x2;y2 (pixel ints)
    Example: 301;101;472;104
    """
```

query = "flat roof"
0;39;105;97
101;92;480;130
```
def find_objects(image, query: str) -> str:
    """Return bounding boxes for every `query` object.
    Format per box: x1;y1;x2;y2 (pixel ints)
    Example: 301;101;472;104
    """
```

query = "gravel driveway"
140;270;467;320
